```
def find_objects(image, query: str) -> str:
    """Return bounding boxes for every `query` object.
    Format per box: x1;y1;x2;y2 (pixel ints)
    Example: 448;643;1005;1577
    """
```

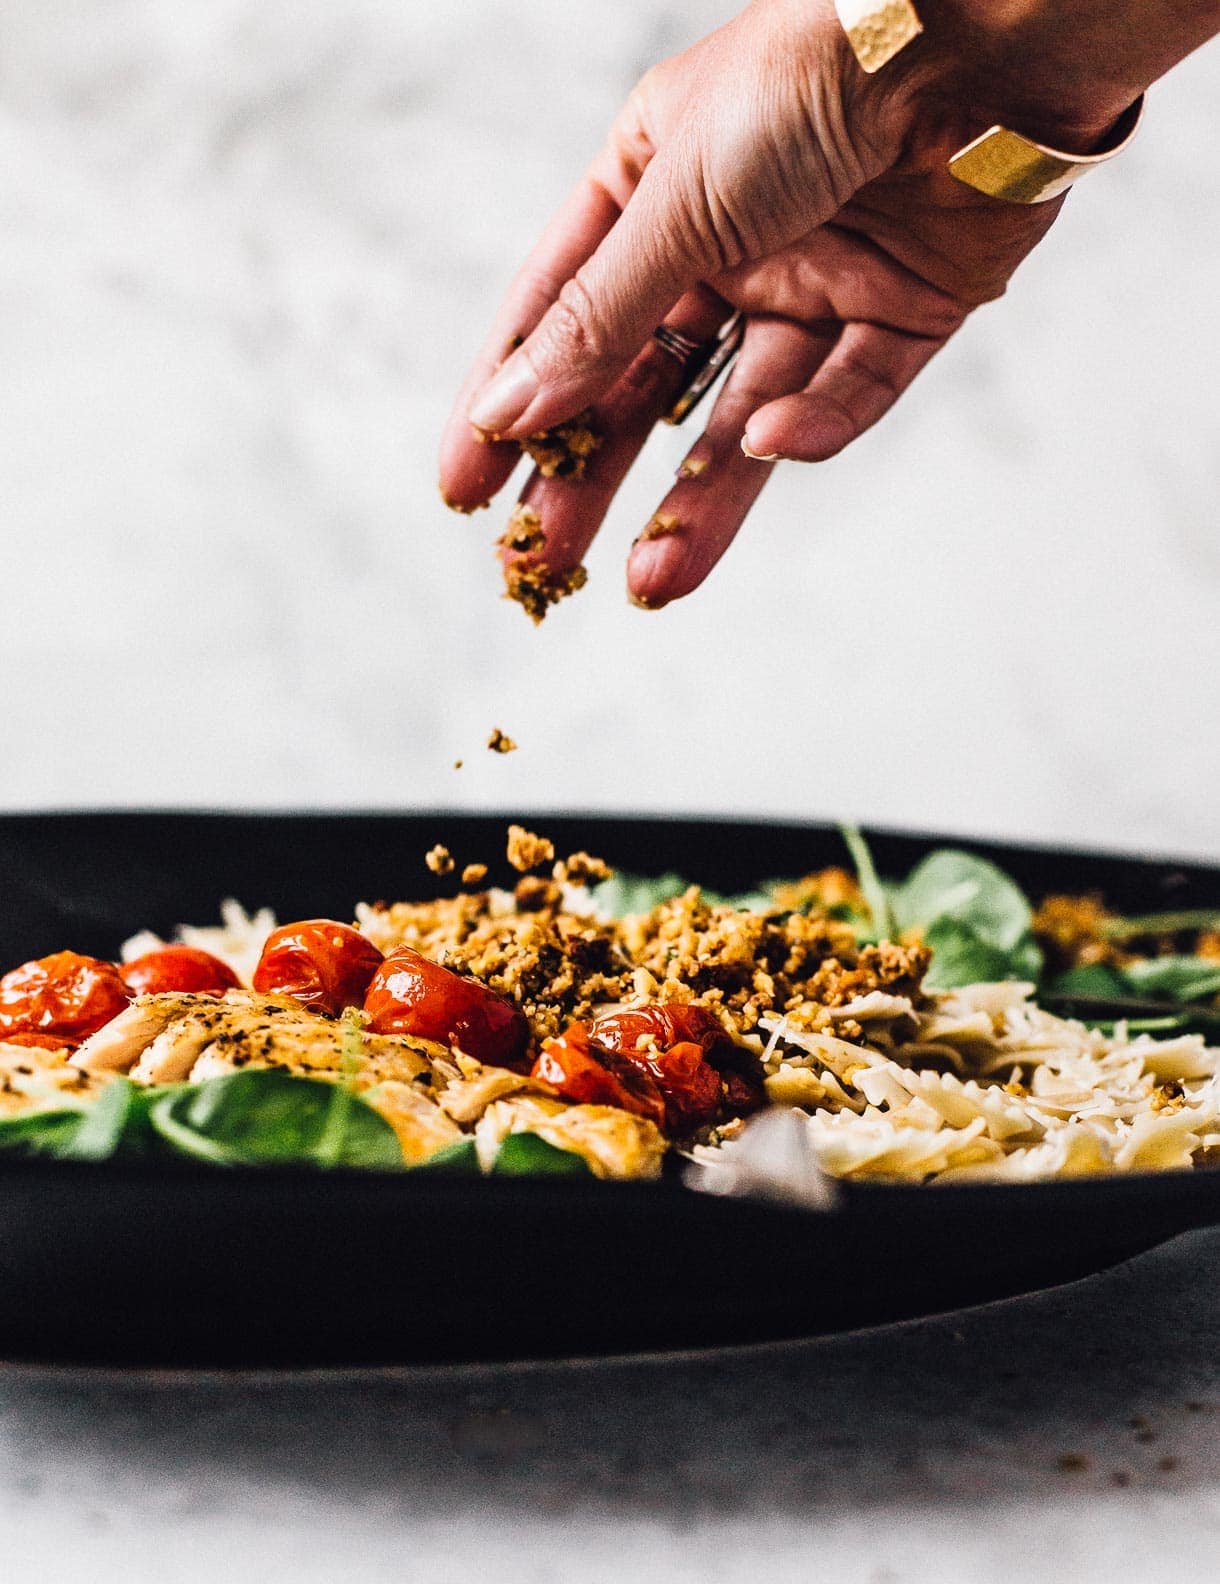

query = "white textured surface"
1;1;1217;856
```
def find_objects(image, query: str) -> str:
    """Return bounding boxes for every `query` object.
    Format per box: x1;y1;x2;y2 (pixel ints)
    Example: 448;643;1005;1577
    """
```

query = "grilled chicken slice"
72;989;446;1089
475;1095;666;1179
70;993;218;1073
0;1040;108;1112
361;1080;463;1164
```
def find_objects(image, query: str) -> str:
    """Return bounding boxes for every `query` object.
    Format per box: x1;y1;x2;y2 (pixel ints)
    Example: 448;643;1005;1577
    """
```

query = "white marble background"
1;0;1218;858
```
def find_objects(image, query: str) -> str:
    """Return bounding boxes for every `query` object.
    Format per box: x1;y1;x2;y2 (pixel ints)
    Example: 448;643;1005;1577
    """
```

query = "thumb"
467;153;712;439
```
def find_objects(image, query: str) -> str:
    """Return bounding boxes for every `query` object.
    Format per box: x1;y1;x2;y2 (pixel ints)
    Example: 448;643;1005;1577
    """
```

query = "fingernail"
469;355;539;435
741;437;780;462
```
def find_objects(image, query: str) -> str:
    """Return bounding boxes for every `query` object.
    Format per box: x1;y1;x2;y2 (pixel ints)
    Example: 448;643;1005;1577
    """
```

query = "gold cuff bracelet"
835;0;1146;203
947;95;1146;203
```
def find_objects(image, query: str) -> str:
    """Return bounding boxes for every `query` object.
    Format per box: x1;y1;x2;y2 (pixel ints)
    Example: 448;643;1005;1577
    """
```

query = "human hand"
438;0;1196;611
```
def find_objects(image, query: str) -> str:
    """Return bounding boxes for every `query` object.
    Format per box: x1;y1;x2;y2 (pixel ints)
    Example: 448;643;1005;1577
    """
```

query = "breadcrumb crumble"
425;845;455;877
507;825;555;874
487;728;517;755
504;560;588;624
522;410;602;480
499;504;546;556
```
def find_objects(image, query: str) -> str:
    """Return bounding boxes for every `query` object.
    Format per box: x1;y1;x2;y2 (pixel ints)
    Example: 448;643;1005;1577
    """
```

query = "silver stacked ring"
651;312;745;425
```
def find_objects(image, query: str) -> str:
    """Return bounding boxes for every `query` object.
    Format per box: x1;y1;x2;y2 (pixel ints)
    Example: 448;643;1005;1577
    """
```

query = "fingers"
438;179;624;513
626;317;839;607
466;150;715;442
741;322;949;463
498;288;732;582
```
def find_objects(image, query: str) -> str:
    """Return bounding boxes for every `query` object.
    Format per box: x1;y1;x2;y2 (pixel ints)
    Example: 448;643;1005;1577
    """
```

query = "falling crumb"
554;851;613;886
1157;1456;1180;1473
487;728;517;755
522;409;602;480
453;760;464;771
425;845;455;876
1057;1453;1089;1473
638;513;680;543
507;824;555;874
678;454;709;479
461;863;489;887
499;504;546;556
504;560;588;624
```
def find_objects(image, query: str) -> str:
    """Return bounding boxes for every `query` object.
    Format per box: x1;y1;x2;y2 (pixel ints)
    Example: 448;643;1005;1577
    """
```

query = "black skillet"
0;811;1217;1369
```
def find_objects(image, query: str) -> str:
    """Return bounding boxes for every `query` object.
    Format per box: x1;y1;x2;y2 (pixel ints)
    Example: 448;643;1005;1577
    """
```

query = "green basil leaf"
492;1133;592;1176
1121;957;1220;1002
148;1071;403;1170
412;1138;481;1173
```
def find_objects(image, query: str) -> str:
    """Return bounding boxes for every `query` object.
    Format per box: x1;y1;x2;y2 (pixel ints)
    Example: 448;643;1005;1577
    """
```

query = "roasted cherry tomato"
591;1004;765;1128
364;945;530;1068
120;945;242;998
0;951;132;1050
253;921;384;1016
531;1024;667;1128
0;1030;78;1052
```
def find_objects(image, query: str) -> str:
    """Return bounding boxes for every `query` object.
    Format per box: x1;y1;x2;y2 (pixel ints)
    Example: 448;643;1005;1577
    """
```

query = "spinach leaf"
592;872;693;916
1100;909;1220;941
922;918;1042;991
888;849;1043;988
840;825;894;941
0;1106;93;1159
413;1138;481;1173
1048;963;1134;999
1121;957;1220;1002
592;872;776;917
148;1071;403;1170
492;1133;592;1176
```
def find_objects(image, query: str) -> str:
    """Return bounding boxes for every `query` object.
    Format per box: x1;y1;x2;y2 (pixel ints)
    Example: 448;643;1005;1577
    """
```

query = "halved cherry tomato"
590;1004;766;1128
120;945;242;998
531;1024;667;1128
0;951;132;1050
364;946;530;1069
253;921;384;1016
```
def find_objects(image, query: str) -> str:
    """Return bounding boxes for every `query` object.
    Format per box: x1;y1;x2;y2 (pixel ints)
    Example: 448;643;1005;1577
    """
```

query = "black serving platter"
1;810;1219;1370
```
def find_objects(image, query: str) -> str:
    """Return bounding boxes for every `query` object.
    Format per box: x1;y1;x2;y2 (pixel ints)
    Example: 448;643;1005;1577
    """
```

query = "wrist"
916;0;1220;146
